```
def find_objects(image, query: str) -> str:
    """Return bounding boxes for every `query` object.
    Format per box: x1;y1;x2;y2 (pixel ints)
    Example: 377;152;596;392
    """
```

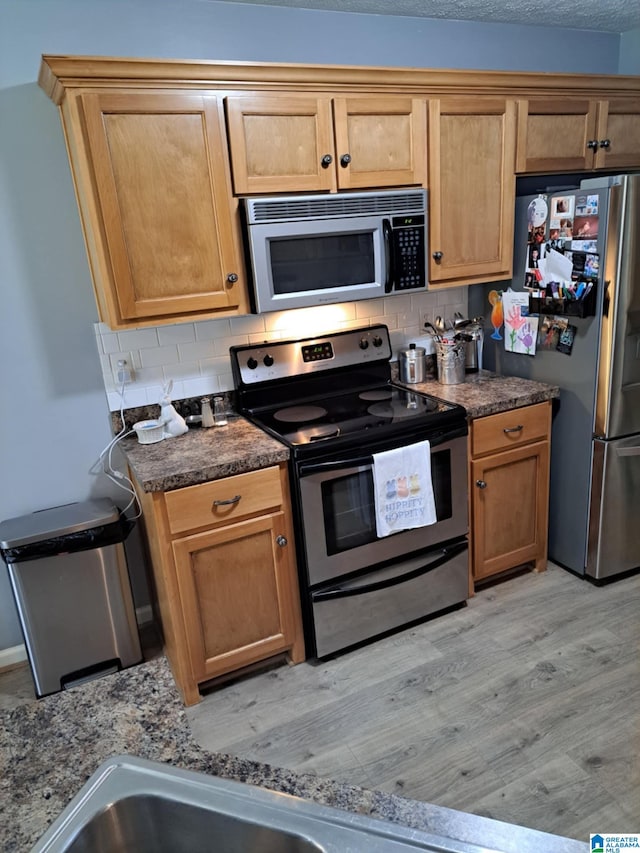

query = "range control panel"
231;325;392;386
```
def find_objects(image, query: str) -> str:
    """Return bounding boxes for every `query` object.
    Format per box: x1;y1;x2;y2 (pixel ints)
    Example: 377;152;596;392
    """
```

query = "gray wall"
0;0;633;654
620;28;640;74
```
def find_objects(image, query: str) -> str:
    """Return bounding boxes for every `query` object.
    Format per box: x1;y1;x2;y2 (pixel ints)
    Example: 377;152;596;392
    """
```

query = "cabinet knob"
587;139;599;150
226;273;238;284
340;153;352;168
599;139;611;149
321;154;333;168
276;535;288;547
213;495;241;507
503;425;523;433
475;479;487;489
432;251;443;262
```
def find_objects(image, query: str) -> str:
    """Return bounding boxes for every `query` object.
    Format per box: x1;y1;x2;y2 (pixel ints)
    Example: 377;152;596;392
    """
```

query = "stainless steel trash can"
0;498;142;698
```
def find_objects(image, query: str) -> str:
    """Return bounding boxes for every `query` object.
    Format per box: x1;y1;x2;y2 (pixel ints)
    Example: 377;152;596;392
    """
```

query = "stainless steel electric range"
230;324;469;659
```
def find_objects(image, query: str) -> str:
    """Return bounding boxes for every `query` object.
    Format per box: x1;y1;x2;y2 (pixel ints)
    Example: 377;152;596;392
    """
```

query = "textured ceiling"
215;0;640;33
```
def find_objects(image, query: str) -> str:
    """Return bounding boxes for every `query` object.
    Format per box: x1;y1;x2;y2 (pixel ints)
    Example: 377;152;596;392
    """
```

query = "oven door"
297;431;468;588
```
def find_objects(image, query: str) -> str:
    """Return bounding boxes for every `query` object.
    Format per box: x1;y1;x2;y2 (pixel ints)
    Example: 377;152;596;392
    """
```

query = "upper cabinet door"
428;98;516;287
80;92;246;324
516;98;640;173
225;95;337;194
515;98;598;173
226;94;426;194
594;99;640;170
332;97;427;190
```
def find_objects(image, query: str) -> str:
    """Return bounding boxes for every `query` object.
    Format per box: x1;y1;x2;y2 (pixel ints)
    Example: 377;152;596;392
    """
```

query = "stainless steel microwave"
242;189;428;313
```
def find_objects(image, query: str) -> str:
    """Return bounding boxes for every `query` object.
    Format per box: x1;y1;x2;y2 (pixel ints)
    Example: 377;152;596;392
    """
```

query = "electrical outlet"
116;359;133;385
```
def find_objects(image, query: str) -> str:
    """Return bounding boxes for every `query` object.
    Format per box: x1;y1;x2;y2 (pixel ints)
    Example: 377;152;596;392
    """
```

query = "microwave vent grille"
247;190;425;223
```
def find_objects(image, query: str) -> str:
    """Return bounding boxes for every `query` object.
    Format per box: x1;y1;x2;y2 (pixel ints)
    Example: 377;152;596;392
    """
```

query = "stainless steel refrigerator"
469;173;640;580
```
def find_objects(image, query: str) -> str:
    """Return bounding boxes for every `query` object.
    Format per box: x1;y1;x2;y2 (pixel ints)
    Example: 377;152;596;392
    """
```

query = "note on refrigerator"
502;289;539;356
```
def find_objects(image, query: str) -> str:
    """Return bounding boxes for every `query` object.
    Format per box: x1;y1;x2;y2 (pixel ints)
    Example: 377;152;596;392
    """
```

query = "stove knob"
247;357;258;370
359;338;369;350
263;354;274;367
372;335;383;347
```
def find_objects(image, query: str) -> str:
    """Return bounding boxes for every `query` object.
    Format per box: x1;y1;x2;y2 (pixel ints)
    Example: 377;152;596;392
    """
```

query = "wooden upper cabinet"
516;98;640;173
67;91;248;327
594;99;640;170
428;98;516;287
225;94;426;194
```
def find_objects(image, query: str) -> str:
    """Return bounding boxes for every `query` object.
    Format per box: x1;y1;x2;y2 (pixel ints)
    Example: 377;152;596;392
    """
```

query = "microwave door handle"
383;218;394;294
313;541;468;601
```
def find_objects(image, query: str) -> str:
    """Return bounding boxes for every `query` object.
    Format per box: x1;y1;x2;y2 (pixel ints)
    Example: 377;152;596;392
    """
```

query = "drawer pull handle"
503;425;523;433
212;495;241;507
276;535;288;547
476;480;487;489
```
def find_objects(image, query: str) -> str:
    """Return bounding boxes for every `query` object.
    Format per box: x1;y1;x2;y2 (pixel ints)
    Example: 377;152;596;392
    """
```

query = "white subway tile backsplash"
194;318;232;340
139;345;180;367
177;340;216;362
117;327;160;350
163;361;201;382
96;292;468;410
200;356;234;375
355;298;384;318
157;323;197;346
100;332;120;354
229;315;267;335
133;365;165;386
213;335;252;356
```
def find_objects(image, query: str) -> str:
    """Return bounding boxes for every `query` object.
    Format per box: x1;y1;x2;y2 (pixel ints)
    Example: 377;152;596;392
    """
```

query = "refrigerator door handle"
616;446;640;457
603;279;611;317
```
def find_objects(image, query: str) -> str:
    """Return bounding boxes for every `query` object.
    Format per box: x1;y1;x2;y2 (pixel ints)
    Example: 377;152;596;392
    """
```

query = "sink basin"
31;757;496;853
56;793;323;853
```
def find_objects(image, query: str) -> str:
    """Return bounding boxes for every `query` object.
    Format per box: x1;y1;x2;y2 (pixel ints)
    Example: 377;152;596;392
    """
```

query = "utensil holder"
436;343;466;385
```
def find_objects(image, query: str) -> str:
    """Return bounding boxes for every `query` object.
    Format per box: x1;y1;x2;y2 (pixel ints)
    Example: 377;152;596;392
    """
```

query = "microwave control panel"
391;214;426;291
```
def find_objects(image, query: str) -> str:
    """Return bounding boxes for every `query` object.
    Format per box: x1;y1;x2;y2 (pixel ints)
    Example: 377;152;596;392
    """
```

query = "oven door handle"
313;540;468;601
298;456;373;476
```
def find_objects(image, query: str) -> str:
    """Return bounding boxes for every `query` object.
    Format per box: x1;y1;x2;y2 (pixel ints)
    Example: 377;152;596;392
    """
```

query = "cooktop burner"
358;388;392;402
274;405;328;423
249;383;449;446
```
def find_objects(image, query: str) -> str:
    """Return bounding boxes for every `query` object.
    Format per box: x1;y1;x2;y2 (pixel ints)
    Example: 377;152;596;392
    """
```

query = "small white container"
133;419;165;445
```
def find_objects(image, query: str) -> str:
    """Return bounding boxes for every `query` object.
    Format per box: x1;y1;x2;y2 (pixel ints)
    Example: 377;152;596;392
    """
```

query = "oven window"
321;449;453;556
323;470;376;556
269;232;375;295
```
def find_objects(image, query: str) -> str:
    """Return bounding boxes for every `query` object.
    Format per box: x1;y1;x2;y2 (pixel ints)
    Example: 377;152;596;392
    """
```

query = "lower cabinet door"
172;512;297;681
471;440;550;581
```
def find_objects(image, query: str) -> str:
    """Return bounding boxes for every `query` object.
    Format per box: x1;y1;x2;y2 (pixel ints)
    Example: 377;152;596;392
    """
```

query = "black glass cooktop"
247;383;461;447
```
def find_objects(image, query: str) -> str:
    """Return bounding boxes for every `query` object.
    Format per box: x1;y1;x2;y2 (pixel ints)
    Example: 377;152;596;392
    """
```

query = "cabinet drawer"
471;402;550;457
164;466;283;535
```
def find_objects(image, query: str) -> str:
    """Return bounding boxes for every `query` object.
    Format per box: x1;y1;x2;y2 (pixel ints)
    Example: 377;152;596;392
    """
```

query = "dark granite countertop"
122;415;289;492
121;373;559;492
396;370;560;419
0;657;586;853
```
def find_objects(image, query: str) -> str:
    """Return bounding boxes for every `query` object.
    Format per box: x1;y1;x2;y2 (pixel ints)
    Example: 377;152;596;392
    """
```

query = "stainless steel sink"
31;756;500;853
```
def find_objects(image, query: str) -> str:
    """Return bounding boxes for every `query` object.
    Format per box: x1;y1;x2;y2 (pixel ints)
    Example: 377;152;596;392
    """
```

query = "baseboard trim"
0;644;27;671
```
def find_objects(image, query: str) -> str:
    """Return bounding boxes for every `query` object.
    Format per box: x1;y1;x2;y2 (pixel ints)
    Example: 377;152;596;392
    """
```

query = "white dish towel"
372;440;437;538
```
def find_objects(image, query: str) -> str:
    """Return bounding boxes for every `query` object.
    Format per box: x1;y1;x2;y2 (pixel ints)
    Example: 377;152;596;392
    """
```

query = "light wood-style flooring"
186;563;640;843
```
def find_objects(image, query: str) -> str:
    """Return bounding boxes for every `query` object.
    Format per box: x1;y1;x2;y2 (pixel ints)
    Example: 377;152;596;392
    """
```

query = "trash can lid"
0;499;120;550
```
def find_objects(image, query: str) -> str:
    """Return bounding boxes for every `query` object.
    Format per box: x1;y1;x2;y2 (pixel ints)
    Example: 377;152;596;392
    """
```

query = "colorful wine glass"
488;290;504;340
